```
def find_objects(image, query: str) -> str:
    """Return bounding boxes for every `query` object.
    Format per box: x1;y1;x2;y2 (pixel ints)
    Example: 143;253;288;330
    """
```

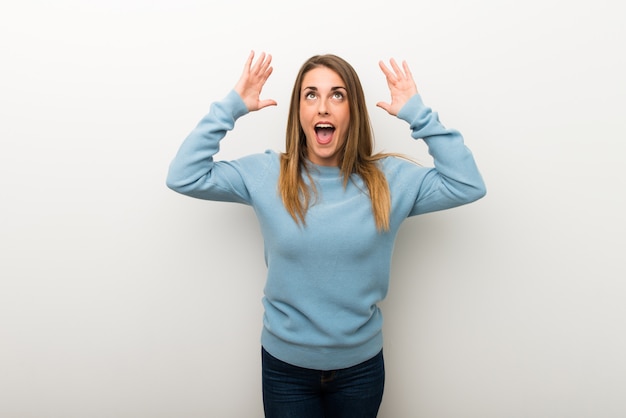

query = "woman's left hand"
376;59;419;116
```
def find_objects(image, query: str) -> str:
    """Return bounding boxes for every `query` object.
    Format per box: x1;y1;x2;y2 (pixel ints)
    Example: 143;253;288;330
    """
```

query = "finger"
389;58;404;78
244;50;255;72
259;54;273;79
252;52;273;79
250;51;265;74
261;65;274;83
378;60;394;79
402;60;413;80
261;53;273;72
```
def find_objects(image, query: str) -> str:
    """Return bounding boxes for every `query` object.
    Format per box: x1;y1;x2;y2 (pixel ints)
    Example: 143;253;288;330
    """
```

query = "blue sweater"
167;90;486;370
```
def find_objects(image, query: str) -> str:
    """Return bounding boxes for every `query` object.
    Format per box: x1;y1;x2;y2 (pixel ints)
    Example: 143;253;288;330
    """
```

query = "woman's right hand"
234;51;277;112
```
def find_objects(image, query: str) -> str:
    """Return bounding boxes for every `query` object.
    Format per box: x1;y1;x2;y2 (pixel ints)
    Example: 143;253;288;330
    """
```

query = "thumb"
376;101;391;113
258;99;278;110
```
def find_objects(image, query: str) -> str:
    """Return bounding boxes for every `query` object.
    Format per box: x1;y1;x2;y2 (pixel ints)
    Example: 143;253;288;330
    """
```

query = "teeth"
315;123;334;129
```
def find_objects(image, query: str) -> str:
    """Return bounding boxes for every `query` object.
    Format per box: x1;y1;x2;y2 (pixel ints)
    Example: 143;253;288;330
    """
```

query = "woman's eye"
332;92;344;100
305;92;317;100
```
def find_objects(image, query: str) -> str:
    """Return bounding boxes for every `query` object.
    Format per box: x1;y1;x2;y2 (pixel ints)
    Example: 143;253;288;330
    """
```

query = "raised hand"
234;51;277;112
376;58;419;116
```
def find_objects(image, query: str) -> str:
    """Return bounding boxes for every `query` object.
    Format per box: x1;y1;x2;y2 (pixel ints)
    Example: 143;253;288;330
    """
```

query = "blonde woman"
167;51;486;417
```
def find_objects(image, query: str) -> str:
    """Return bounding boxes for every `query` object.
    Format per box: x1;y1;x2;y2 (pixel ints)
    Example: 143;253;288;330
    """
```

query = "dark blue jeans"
262;347;385;418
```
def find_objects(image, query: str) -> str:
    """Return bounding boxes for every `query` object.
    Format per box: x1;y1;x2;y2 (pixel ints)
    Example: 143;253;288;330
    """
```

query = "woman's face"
299;67;350;167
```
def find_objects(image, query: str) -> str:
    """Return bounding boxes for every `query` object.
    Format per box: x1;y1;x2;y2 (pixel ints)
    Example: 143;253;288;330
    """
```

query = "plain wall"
1;0;624;417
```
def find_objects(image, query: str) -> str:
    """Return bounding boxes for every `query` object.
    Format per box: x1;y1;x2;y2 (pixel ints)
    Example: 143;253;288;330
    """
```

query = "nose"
317;100;329;115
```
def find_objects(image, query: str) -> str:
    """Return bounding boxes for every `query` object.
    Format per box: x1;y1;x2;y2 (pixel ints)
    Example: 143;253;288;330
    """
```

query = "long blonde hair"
279;54;392;232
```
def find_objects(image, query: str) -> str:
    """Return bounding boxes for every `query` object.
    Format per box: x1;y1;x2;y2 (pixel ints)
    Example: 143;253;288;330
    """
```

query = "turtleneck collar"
304;160;342;179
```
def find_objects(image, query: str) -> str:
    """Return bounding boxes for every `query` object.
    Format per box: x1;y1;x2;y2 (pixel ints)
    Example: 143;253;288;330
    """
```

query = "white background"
1;0;625;417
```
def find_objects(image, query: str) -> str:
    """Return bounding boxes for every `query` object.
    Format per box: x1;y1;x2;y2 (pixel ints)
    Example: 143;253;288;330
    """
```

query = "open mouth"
314;123;335;144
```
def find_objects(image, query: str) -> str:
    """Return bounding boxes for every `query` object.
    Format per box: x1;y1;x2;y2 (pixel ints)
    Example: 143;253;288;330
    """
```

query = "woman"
166;51;486;417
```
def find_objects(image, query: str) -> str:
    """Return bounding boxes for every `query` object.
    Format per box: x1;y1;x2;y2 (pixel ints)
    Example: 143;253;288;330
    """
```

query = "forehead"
301;66;345;89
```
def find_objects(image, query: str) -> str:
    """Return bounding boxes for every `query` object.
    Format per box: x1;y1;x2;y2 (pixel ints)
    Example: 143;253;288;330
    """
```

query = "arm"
398;95;486;215
377;59;486;215
165;51;276;202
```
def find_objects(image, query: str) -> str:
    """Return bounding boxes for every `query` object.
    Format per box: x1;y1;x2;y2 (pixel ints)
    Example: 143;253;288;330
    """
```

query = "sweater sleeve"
396;94;486;216
165;90;256;204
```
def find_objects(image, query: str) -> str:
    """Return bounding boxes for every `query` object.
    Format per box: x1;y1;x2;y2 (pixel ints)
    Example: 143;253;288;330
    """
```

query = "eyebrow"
302;86;347;91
